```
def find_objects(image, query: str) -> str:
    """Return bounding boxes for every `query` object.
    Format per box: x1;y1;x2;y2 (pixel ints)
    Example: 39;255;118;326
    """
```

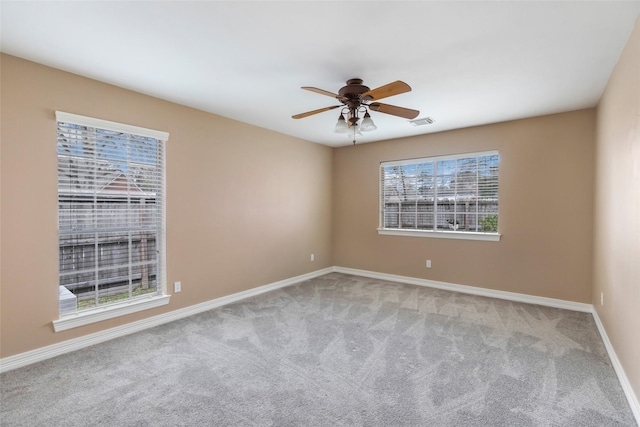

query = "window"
56;112;169;326
379;151;499;241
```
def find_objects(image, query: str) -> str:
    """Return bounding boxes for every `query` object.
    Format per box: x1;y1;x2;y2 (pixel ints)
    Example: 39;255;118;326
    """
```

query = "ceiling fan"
292;78;420;144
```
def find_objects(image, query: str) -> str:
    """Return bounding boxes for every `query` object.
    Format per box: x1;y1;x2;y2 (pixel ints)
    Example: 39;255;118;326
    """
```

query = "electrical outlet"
174;281;182;293
426;260;432;268
600;292;604;305
310;253;315;261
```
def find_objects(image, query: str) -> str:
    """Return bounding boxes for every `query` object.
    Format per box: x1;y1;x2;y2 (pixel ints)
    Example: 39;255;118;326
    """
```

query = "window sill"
53;294;171;332
377;228;501;241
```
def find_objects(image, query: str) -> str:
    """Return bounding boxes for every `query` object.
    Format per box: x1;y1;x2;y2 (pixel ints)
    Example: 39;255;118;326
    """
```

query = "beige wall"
333;109;595;303
0;54;333;358
594;17;640;402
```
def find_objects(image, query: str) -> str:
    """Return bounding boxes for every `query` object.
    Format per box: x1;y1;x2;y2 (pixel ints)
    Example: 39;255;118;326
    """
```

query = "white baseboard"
0;267;333;374
333;266;593;313
592;309;640;424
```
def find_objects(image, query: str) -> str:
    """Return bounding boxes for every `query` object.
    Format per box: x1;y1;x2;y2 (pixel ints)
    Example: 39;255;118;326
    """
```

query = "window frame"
53;111;170;332
378;150;501;242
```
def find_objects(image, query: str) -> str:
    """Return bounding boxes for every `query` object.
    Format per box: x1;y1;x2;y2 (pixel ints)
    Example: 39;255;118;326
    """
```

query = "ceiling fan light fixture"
294;78;419;144
334;114;349;134
360;111;377;132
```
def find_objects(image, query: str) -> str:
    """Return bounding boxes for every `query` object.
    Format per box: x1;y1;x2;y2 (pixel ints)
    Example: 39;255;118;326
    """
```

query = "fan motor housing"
339;78;370;108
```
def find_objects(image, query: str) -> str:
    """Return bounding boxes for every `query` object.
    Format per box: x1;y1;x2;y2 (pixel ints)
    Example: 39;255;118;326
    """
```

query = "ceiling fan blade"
292;105;341;119
301;86;345;100
368;102;420;119
362;81;411;101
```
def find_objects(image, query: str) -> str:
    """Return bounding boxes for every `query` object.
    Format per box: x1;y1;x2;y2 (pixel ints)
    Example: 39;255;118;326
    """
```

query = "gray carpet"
1;273;636;426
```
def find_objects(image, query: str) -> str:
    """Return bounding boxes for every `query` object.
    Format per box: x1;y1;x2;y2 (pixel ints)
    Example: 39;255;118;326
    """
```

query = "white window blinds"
56;112;167;313
380;151;499;234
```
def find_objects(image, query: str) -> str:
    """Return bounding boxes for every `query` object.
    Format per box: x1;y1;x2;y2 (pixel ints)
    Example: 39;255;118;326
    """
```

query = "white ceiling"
2;1;638;147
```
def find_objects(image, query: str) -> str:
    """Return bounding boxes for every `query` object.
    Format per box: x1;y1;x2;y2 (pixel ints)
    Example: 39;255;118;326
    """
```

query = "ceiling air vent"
409;117;434;126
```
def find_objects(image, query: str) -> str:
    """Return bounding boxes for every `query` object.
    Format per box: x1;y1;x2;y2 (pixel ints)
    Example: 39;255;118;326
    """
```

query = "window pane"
436;159;456;201
417;201;433;230
59;233;96;270
416;162;434;200
400;203;417;228
384;204;399;228
97;232;130;268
